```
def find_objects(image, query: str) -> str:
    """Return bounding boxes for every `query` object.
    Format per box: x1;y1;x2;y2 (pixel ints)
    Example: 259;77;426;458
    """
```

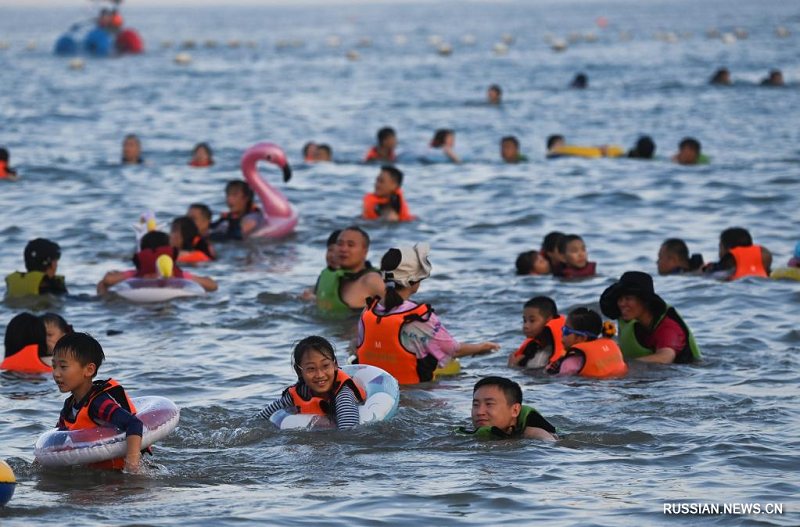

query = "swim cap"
381;243;432;287
24;239;61;272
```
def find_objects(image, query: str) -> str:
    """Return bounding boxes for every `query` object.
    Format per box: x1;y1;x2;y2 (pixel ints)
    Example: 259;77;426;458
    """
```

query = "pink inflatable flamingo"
240;142;298;239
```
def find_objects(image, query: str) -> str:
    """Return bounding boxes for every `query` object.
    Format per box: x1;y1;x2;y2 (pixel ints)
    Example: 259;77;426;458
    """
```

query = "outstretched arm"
97;271;128;294
455;341;499;357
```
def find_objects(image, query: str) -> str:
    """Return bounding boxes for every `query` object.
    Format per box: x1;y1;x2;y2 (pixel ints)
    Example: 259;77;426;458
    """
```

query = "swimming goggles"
562;326;596;338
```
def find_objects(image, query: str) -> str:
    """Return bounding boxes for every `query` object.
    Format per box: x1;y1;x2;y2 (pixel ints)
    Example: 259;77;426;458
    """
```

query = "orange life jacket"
189;160;213;167
363;189;415;222
177;236;214;263
364;146;396;163
0;160;12;179
356;298;433;384
0;343;52;374
133;247;184;278
287;370;366;414
568;338;628;378
61;379;137;470
729;245;768;280
512;315;566;364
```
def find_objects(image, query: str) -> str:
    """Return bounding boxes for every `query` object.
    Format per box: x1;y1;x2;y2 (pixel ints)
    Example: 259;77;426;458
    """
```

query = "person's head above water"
325;229;342;269
487;84;502;104
52;332;105;381
657;238;703;275
139;230;171;252
430;129;455;148
187;203;212;237
627;136;656;159
190;142;213;166
561;307;603;349
522;296;558;339
600;271;667;323
515;250;551;275
500;136;522;163
558;234;589;270
121;134;142;165
675;137;701;165
302;142;318;161
374;165;403;198
24;238;61;275
170;216;200;251
762;69;784;87
291;336;338;396
377;127;397;150
471;376;523;431
379;242;432;310
541;231;565;264
336;226;370;271
718;227;754;258
570;73;588;89
4;312;47;360
546;135;565;152
225;180;255;215
315;144;332;162
710;68;731;85
40;312;73;355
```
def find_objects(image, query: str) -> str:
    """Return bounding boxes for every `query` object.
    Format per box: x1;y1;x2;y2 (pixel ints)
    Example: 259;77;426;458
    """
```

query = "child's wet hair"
4;312;47;359
40;313;73;335
140;230;171;251
541;231;565;254
53;332;105;376
171;216;200;250
566;308;603;339
557;234;584;255
720;227;753;250
292;336;337;378
189;203;212;221
515;250;537;275
381;165;404;186
473;376;522;406
225;180;255;209
523;296;558;319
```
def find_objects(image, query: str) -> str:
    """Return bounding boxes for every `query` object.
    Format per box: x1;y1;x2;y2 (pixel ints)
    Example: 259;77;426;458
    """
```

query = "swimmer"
315;144;333;162
710;68;732;85
121;134;143;165
553;234;596;278
1;313;50;373
458;377;557;440
545;135;565;157
189;143;214;167
364;127;397;163
187;203;212;238
208;180;262;240
500;136;528;163
515;250;551;275
362;165;415;222
302;142;318;162
97;231;218;293
40;313;73;356
170;216;215;263
657;238;704;275
487;84;502;104
540;231;566;272
5;238;67;297
303;229;342;301
354;243;498;384
546;307;627;378
430;129;461;163
52;333;144;471
627;136;656;159
760;69;784;87
0;147;19;180
256;336;364;430
703;227;771;280
570;73;588;89
671;137;708;165
508;296;565;368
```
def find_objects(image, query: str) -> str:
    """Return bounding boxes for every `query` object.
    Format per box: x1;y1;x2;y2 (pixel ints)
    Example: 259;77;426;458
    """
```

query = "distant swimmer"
121;134;144;165
570;72;588;89
627;136;656;159
547;135;622;158
500;136;528;163
189;142;213;167
671;137;708;165
430;128;462;163
208;181;261;240
170;216;215;263
515;250;551;275
362;165;415;222
508;296;564;369
487;84;502;104
457;377;557;440
187;203;213;239
657;238;704;275
1;313;51;373
703;227;771;281
0;147;19;180
5;238;67;297
302;142;317;162
364;127;397;163
710;68;731;85
315;144;333;162
760;69;784;87
552;234;596;278
600;271;701;364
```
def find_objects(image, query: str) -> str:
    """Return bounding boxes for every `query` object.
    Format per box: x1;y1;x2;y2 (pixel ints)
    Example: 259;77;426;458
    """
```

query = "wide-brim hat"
382;242;432;288
600;271;666;319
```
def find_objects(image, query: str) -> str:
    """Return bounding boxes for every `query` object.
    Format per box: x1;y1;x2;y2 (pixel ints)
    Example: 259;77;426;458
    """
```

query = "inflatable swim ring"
269;364;399;430
433;359;461;379
549;145;624;159
241;143;298;239
109;277;205;303
34;396;179;468
770;267;800;281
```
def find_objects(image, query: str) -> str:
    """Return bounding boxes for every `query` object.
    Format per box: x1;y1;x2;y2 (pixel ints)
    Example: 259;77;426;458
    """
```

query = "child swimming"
362;165;415;222
187;203;212;239
657;238;704;275
553;234;596;278
41;312;73;355
703;227;771;281
508;296;566;369
189;142;214;167
209;180;262;240
52;333;143;471
364;127;397;163
355;243;498;384
458;377;557;440
1;312;51;373
515;250;551;275
5;238;67;297
256;336;365;430
170;216;215;263
546;307;627;378
97;231;218;293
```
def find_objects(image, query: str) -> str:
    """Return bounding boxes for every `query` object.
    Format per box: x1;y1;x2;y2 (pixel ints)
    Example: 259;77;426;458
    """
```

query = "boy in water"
209;180;262;240
553;234;596;278
5;238;67;297
362;165;415;222
704;227;772;280
364;127;397;163
672;137;708;165
500;136;527;163
52;333;143;471
459;377;557;440
508;296;565;368
187;203;213;239
657;238;704;275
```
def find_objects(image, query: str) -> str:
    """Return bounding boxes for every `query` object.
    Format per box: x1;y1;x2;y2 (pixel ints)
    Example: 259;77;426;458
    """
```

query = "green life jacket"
618;306;701;364
315;266;378;315
6;271;45;297
456;405;553;439
697;154;710;164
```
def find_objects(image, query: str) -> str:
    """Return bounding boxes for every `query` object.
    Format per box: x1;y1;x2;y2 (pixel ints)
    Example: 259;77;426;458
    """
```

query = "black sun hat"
600;271;667;319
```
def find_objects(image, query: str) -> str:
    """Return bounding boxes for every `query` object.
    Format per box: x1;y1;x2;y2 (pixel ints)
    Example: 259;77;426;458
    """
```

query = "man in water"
500;136;527;163
671;137;706;165
334;226;384;309
487;84;502;104
121;134;143;165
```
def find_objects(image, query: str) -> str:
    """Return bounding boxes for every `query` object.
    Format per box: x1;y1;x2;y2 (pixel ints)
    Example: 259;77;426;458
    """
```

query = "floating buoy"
502;33;514;45
161;39;173;48
346;49;360;61
54;34;78;56
734;28;748;39
436;43;452;56
26;40;38;50
182;39;196;49
0;460;15;508
174;52;192;65
776;26;790;38
116;29;143;54
721;33;736;44
428;35;442;46
551;38;568;51
326;36;341;47
228;39;240;48
83;28;113;57
493;42;508;55
204;39;216;48
68;58;84;70
393;34;407;45
462;34;476;45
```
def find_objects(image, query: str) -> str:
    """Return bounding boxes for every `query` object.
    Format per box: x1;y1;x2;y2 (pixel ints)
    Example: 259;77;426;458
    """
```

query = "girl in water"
170;216;215;263
257;336;364;430
40;313;73;355
429;129;462;163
